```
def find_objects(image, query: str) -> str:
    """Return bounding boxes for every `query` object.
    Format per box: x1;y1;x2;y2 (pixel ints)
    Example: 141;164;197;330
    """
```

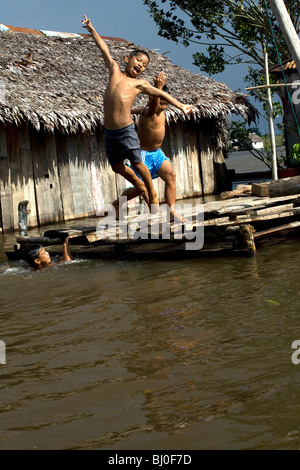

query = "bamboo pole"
246;82;300;90
264;49;278;180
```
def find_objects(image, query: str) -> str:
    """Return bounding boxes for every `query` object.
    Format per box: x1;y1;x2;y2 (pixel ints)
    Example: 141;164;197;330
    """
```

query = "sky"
1;0;275;133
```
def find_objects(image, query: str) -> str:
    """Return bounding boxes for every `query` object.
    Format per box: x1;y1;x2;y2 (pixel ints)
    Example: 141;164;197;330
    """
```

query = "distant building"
248;132;264;149
248;127;261;136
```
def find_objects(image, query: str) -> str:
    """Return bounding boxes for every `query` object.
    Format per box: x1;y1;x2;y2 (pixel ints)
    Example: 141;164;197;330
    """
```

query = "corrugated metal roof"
4;24;44;35
40;30;82;38
0;24;10;33
2;23;128;42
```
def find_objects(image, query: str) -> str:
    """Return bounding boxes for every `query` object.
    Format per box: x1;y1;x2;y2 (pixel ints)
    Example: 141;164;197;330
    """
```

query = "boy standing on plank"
82;14;193;214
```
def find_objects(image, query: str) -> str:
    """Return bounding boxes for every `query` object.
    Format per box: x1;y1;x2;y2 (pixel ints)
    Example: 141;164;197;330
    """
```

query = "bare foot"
140;187;150;208
112;199;122;220
170;211;185;223
139;186;159;214
149;192;159;214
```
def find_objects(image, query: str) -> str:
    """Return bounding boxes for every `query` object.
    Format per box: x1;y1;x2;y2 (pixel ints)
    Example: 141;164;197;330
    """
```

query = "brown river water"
1;150;300;450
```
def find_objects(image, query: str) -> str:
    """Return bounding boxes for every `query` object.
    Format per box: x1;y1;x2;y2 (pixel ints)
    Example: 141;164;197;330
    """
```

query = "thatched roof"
0;27;257;134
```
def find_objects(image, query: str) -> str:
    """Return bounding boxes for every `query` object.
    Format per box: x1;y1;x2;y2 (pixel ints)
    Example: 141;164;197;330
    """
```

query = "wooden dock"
7;180;300;261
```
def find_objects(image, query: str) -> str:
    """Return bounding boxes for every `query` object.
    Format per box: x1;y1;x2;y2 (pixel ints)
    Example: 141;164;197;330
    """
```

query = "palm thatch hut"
0;25;256;232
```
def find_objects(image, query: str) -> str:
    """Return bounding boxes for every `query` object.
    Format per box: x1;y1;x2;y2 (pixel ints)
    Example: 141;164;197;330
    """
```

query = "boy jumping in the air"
82;14;193;214
113;72;184;223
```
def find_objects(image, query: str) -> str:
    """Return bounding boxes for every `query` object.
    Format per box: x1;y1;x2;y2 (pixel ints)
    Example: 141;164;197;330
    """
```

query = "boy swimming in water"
23;236;72;270
82;14;193;214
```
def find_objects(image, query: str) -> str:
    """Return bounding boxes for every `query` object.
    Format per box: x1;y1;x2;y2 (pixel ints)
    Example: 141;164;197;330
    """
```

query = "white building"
248;132;264;149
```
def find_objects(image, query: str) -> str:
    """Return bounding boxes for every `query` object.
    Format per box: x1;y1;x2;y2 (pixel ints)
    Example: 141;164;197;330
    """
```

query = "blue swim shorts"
104;122;142;167
134;148;170;180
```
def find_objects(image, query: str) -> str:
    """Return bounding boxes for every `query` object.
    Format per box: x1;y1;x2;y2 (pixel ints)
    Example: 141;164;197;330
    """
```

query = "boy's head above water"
125;50;150;78
23;244;52;269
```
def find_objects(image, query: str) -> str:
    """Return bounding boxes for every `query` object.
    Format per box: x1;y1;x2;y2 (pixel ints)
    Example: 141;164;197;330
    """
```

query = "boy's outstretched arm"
61;236;73;262
132;73;167;117
131;107;143;116
82;14;115;70
138;80;193;118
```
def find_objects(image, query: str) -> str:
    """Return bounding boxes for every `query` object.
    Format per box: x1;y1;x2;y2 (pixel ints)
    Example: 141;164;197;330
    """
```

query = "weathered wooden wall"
0;120;230;232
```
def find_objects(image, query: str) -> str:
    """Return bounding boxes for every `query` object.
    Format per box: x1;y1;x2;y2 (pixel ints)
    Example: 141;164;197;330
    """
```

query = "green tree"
143;0;299;74
143;0;299;149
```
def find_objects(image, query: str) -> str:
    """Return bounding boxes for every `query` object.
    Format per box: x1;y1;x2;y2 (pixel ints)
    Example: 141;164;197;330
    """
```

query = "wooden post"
252;176;300;197
239;224;256;256
264;48;278;180
18;200;29;236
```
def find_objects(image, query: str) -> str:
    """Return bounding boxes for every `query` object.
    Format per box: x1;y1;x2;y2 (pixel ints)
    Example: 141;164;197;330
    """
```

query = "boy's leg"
112;187;141;220
131;160;159;212
112;161;150;208
157;161;184;223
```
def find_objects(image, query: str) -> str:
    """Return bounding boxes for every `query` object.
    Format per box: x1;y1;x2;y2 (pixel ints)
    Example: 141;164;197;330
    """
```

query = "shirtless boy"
23;236;73;270
82;15;193;213
113;72;184;222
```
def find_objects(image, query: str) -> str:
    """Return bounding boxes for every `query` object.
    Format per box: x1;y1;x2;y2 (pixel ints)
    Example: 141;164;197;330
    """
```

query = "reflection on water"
226;149;270;173
1;228;300;449
226;147;284;174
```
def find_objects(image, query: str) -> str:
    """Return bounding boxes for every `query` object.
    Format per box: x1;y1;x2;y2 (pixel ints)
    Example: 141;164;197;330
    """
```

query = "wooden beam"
246;83;300;90
254;221;300;240
252;178;300;198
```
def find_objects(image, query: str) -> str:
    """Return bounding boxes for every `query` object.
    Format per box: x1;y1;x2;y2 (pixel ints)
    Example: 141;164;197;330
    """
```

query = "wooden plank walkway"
7;189;300;261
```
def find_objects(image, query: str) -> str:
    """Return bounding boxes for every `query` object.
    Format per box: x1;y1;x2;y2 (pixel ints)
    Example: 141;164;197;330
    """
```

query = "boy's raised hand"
154;71;166;90
82;14;93;33
181;104;194;119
